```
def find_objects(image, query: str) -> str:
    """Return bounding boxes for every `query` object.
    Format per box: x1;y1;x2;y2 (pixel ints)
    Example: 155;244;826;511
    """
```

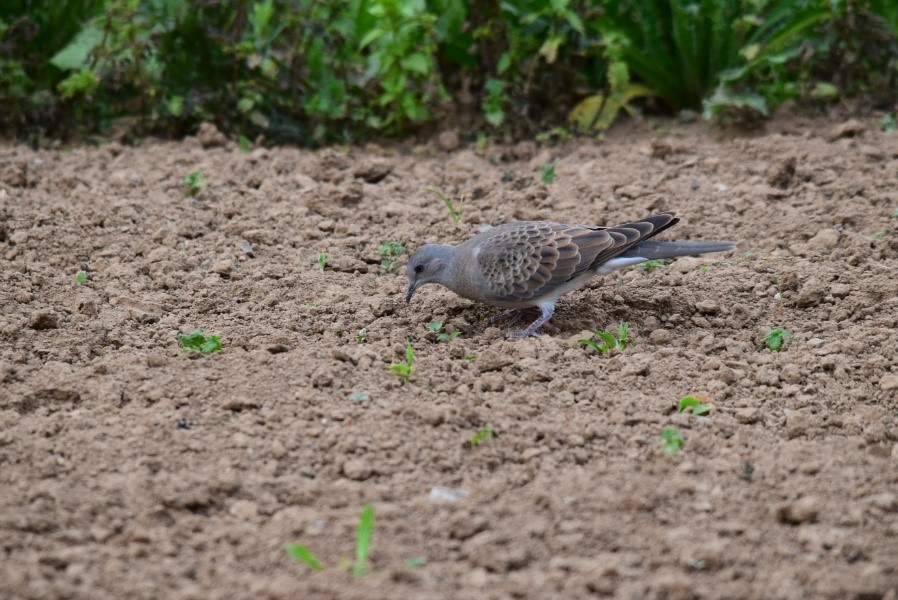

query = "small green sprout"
764;328;791;351
426;320;460;342
285;543;324;571
872;230;887;242
641;259;664;273
540;161;556;185
655;426;685;456
880;114;897;133
177;329;222;355
579;322;629;354
317;253;328;272
355;329;368;343
891;208;898;219
475;132;488;156
348;391;370;403
353;504;374;576
237;134;251;152
425;187;462;224
404;557;427;569
285;504;374;576
699;265;709;275
182;170;206;197
535;126;572;142
469;426;495;447
390;341;414;383
463;354;476;362
74;270;87;285
677;395;712;416
378;241;405;272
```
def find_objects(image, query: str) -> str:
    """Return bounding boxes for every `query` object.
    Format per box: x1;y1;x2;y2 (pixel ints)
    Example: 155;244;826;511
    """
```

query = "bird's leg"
488;309;523;327
506;305;555;339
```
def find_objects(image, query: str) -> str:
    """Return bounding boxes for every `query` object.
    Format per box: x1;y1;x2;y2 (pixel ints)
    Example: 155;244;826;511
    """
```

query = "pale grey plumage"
406;211;735;338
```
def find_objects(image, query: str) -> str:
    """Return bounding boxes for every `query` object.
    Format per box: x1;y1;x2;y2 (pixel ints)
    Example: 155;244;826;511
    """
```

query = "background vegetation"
1;0;897;145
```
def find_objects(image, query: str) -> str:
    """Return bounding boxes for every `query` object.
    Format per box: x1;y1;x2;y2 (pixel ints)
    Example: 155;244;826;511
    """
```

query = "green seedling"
177;329;222;354
353;503;374;576
463;354;476;362
579;322;629;354
655;427;685;456
390;341;414;383
469;426;495;447
475;132;488;156
535;126;572;142
348;391;370;403
285;504;374;576
764;327;791;351
641;259;664;273
182;170;206;197
237;134;251;152
540;161;556;185
425;187;462;224
317;253;328;272
404;557;427;569
355;329;369;343
880;114;897;133
74;270;87;285
426;320;460;342
378;241;405;272
677;395;712;416
873;231;887;242
699;265;709;275
891;209;898;219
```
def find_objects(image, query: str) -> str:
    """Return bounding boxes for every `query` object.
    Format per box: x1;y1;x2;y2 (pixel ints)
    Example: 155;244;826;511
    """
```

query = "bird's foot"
505;328;540;340
488;309;523;327
504;306;555;340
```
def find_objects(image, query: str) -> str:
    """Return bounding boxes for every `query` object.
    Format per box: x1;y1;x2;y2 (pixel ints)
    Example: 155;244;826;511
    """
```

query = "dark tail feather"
621;240;736;260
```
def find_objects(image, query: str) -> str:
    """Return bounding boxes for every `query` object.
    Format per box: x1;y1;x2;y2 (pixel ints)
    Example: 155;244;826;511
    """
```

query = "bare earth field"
1;116;897;599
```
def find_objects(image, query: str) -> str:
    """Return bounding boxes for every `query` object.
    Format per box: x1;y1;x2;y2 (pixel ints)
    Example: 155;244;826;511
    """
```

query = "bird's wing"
474;212;679;302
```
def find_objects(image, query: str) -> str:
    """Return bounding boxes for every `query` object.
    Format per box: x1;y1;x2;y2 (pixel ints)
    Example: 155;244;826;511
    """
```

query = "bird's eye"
414;264;424;274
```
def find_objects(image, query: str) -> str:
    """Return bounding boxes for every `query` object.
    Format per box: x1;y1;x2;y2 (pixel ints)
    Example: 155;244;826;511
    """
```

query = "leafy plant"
469;426;495;447
378;241;405;272
348;391;370;403
579;322;629;354
463;354;476;362
655;426;685;456
355;329;369;343
678;395;712;416
641;259;664;273
424;187;462;224
74;270;87;285
285;504;374;576
182;171;206;198
540;161;556;184
426;320;460;342
764;327;791;351
317;253;328;272
177;329;222;355
390;341;414;383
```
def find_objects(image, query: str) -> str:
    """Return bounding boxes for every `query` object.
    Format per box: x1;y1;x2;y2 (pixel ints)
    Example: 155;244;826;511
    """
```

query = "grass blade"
353;504;374;576
285;543;324;571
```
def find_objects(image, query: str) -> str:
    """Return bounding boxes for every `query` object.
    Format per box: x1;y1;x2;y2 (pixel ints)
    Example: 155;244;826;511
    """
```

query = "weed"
317;253;328;272
579;322;629;354
355;329;369;343
463;354;477;362
426;320;460;342
182;171;206;198
881;114;898;133
424;187;462;224
540;161;556;185
475;133;488;156
699;265;709;275
348;391;370;403
535;127;572;142
655;427;685;456
378;241;405;272
237;134;251;152
678;395;712;416
390;341;414;383
641;259;664;273
469;426;495;447
74;270;87;285
873;230;887;241
764;328;791;351
482;78;508;127
177;329;222;355
285;504;374;576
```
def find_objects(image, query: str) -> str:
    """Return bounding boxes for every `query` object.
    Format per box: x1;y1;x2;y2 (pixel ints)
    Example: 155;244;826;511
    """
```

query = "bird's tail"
621;240;736;260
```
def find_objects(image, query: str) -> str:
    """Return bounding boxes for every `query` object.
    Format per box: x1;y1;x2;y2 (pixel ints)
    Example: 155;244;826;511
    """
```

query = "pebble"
649;329;673;344
879;374;898;391
341;459;373;481
775;496;820;524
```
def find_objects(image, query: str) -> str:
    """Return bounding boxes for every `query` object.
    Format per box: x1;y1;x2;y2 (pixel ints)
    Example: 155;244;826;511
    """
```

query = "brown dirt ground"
1;115;898;600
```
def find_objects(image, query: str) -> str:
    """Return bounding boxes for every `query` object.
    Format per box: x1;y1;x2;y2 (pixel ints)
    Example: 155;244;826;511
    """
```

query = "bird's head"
405;244;454;303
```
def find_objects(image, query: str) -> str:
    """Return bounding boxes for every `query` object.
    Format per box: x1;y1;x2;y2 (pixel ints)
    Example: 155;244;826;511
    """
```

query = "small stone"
436;130;460;152
196;121;228;147
735;408;761;424
879;374;898;391
767;156;796;188
146;354;167;368
826;119;865;142
229;500;259;520
694;300;718;315
755;366;779;386
341;459;373;481
775;496;819;524
210;260;233;275
796;277;828;307
867;492;897;512
649;329;673;344
521;447;545;461
621;360;650;377
803;229;840;256
480;374;505;392
29;311;58;330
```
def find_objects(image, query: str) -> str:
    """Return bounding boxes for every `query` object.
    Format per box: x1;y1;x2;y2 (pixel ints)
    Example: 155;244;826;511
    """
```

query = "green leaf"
353;504;374;576
348;391;370;403
285;543;324;571
400;53;430;75
470;426;495;446
358;28;384;50
426;321;443;332
75;270;87;285
50;26;104;71
497;52;511;74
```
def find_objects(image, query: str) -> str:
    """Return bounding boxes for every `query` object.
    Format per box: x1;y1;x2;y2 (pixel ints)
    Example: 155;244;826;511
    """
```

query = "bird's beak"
405;280;418;303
